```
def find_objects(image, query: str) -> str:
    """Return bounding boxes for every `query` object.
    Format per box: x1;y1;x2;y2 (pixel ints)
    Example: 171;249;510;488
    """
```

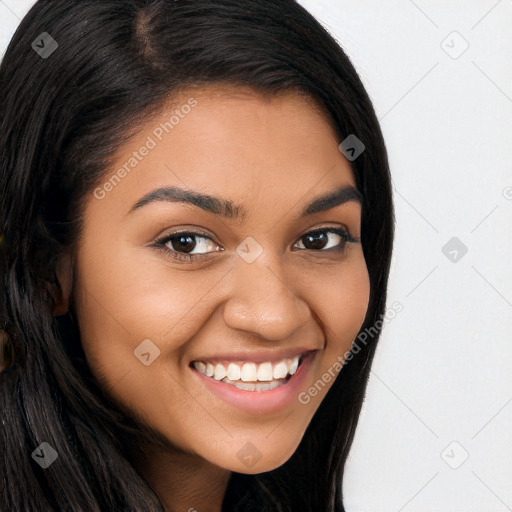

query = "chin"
210;439;302;475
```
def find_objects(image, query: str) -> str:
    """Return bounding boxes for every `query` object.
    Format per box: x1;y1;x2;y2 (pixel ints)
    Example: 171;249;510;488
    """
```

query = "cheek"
314;255;370;340
292;254;370;411
72;246;221;387
309;254;370;367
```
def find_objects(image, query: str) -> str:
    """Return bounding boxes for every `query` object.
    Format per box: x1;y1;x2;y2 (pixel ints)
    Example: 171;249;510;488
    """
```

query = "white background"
2;1;511;510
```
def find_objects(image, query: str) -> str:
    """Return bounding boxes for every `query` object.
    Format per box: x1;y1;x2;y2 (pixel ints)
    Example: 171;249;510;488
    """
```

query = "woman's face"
65;85;370;473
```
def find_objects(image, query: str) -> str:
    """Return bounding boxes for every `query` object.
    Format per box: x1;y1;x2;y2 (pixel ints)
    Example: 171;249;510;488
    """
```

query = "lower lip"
190;351;316;415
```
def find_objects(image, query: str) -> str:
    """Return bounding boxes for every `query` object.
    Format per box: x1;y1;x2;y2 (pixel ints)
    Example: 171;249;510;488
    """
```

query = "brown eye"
302;231;330;250
294;228;356;252
153;231;223;262
169;234;198;254
162;232;219;255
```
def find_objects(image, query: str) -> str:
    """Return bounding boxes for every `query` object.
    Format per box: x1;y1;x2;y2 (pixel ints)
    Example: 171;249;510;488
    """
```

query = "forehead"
87;84;357;223
146;83;338;154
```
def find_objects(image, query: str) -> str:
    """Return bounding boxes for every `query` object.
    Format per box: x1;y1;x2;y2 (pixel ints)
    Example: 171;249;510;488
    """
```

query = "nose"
222;253;312;341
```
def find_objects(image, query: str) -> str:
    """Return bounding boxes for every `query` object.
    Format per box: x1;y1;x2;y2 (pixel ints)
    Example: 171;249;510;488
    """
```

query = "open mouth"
190;353;308;392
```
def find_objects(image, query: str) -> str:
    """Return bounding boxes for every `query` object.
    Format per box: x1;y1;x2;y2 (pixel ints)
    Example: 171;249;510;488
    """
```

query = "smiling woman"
0;1;394;511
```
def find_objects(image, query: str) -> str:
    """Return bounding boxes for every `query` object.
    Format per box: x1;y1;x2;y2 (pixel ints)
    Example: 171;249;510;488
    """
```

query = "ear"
52;253;74;316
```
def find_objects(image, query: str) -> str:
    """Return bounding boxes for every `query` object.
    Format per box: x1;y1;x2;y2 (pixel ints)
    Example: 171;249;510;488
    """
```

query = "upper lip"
190;347;319;365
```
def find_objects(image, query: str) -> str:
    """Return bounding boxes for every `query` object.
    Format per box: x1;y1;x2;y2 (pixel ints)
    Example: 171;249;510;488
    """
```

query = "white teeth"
273;361;288;379
257;362;273;382
288;357;299;375
193;354;303;386
221;377;286;392
227;363;241;381
213;363;227;381
241;362;257;382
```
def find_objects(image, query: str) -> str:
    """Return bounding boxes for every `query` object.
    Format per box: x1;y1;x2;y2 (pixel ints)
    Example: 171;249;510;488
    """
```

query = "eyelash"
152;227;359;263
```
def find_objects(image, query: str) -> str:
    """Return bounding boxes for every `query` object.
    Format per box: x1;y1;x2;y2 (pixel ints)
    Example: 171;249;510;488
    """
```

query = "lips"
189;349;317;414
190;349;317;394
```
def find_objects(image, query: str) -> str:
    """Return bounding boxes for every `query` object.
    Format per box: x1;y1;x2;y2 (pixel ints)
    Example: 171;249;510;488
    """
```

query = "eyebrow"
129;184;363;220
